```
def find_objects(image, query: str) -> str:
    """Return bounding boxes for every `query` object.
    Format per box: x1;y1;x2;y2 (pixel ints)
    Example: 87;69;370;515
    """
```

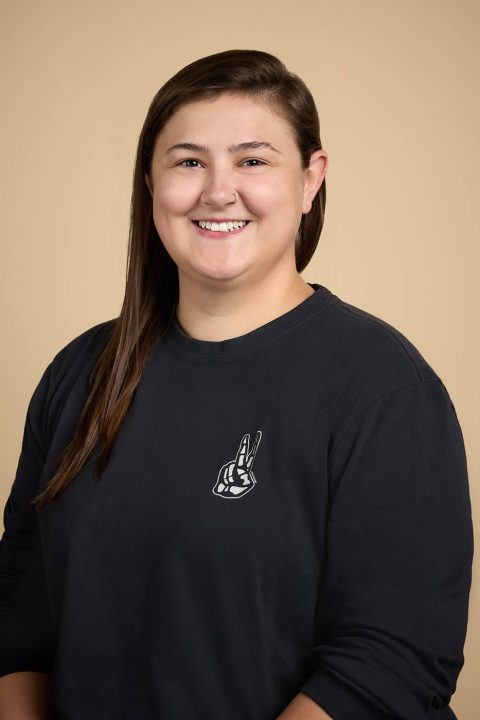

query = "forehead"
154;94;296;152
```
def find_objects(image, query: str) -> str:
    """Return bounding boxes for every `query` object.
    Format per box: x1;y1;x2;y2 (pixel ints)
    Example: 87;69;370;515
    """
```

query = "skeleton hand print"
212;430;262;499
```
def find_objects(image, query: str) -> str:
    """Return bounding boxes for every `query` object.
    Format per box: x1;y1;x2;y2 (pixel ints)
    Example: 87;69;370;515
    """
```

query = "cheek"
153;173;200;215
246;175;301;215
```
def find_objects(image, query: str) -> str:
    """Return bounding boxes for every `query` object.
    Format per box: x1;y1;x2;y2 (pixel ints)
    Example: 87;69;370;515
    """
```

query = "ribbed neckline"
163;282;337;360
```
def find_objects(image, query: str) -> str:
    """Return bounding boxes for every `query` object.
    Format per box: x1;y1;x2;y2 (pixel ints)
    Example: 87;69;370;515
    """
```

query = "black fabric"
0;283;473;719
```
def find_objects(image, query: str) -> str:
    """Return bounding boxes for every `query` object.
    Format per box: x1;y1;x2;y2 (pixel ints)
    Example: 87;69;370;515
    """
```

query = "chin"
193;261;251;283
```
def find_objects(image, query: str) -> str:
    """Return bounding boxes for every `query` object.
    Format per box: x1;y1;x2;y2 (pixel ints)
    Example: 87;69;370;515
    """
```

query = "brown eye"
178;159;202;168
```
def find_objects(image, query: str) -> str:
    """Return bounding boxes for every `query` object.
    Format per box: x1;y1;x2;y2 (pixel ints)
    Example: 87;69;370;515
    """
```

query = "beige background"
1;0;478;715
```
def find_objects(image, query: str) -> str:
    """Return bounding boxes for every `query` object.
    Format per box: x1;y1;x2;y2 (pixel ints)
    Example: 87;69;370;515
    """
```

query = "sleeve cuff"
298;665;393;720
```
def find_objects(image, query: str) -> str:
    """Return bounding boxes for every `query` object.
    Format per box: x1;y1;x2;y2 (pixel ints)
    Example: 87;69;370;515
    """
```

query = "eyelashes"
177;158;266;168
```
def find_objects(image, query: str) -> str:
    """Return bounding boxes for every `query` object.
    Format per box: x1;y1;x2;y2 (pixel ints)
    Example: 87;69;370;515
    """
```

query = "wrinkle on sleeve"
299;379;474;720
0;362;57;677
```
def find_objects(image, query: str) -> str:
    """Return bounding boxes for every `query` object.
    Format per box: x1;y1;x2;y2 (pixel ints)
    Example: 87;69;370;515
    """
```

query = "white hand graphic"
212;430;262;499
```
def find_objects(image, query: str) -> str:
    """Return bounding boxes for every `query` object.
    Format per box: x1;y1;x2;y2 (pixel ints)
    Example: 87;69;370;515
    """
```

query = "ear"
302;150;329;214
144;173;153;198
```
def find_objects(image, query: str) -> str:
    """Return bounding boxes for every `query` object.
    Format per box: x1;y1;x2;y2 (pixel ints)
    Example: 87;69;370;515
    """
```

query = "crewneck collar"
163;283;337;361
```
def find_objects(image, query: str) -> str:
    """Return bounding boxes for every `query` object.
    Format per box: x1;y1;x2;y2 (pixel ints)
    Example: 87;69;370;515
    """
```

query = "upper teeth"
197;220;248;231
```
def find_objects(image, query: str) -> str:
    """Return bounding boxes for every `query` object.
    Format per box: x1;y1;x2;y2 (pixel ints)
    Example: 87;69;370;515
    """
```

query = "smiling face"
145;92;327;288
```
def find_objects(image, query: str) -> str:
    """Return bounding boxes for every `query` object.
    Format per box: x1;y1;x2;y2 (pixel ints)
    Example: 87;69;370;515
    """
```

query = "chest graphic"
212;430;262;499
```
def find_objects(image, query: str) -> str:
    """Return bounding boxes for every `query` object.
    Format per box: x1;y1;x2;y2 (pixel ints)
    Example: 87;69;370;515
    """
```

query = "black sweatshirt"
0;283;473;720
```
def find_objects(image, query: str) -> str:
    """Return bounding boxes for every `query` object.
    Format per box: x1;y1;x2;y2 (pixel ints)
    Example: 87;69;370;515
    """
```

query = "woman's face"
145;93;327;287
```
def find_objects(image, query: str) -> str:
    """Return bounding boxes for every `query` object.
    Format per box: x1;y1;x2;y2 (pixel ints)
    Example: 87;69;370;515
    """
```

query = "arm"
295;380;473;719
276;692;333;719
0;672;53;720
0;364;56;714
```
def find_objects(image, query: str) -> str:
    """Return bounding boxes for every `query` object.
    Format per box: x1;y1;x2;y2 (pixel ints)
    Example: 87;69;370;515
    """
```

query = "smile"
191;220;251;238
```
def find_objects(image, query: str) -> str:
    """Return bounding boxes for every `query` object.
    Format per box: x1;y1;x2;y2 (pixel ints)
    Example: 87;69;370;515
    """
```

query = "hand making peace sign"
212;430;262;499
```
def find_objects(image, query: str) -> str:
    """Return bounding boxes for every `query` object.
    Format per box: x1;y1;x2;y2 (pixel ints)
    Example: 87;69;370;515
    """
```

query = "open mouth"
192;220;250;228
191;220;251;236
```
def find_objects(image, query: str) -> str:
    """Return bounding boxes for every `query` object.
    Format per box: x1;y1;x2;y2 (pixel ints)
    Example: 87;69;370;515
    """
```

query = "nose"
200;166;238;208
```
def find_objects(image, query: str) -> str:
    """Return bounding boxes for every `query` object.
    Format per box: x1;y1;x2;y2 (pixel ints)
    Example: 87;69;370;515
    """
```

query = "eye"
178;159;202;168
176;158;266;168
242;158;265;167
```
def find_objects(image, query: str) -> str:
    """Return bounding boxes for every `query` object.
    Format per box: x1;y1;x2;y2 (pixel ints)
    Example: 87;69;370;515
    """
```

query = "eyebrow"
165;141;281;155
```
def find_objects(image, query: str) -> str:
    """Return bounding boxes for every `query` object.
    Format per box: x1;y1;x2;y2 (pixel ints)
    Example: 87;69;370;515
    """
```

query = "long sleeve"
0;362;56;677
299;378;474;720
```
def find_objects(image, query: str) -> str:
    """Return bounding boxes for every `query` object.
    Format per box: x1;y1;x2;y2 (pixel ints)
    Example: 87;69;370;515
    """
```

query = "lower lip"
191;221;250;238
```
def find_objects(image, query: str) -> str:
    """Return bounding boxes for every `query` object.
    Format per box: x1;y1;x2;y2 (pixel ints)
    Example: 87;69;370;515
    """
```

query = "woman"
0;49;473;720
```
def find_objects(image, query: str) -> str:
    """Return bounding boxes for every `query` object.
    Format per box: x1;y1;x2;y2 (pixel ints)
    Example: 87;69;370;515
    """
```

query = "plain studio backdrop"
0;0;478;716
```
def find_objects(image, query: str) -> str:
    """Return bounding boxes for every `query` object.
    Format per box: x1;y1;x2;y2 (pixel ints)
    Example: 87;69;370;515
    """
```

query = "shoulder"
48;318;116;380
313;290;450;436
41;319;116;427
20;319;117;456
321;292;442;388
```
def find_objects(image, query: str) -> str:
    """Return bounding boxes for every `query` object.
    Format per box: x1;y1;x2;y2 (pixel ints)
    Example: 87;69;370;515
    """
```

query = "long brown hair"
32;48;327;509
